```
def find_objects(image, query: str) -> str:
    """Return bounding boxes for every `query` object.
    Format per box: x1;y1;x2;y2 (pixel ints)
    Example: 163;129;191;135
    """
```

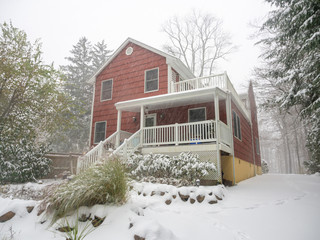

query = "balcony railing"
142;120;231;147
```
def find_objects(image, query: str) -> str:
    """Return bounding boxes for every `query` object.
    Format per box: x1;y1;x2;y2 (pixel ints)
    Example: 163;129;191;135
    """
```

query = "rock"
208;199;218;204
178;192;189;202
0;211;15;222
79;213;91;222
196;195;205;203
129;222;133;229
134;235;145;240
57;226;73;232
160;191;165;196
172;195;176;199
190;198;195;204
151;191;156;196
165;199;172;205
26;206;34;213
143;193;147;197
92;215;106;227
215;194;223;200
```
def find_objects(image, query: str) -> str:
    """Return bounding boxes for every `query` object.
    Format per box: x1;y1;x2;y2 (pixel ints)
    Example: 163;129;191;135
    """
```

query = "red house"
78;38;261;185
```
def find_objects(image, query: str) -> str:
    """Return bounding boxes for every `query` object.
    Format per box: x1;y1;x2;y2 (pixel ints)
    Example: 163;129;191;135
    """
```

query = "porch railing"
112;129;142;159
172;73;227;93
76;130;132;173
143;120;216;146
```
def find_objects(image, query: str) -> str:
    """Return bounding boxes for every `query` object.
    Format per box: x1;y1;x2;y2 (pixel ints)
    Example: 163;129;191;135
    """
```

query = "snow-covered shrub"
126;152;216;183
261;160;269;174
0;134;51;184
47;158;127;223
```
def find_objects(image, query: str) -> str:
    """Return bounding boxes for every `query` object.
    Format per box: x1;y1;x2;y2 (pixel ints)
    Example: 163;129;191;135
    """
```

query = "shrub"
126;152;216;182
0;134;51;184
47;158;127;223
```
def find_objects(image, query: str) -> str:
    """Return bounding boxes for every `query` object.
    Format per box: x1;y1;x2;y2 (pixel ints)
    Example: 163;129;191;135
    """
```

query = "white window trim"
232;110;242;141
144;113;157;127
188;107;207;122
144;67;159;93
94;121;107;144
100;79;113;102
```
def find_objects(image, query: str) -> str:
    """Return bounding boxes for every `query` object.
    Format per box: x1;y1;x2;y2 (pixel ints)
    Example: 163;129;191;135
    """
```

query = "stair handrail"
112;129;142;159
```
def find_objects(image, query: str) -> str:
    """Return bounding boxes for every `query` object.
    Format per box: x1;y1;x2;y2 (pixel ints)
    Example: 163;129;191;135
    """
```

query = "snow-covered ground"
0;174;319;240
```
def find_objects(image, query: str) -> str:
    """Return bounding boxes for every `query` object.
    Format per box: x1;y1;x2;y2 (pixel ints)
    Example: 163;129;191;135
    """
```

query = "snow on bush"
126;152;216;183
0;135;51;184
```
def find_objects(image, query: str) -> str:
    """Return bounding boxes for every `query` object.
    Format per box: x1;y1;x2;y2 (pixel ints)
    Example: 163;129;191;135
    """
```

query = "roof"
88;38;195;84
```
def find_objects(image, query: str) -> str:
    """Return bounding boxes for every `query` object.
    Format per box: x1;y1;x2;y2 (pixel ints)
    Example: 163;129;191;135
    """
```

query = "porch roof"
115;87;227;112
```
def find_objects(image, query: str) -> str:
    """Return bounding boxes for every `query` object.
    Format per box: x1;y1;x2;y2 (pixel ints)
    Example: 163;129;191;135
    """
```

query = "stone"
151;191;156;196
92;215;106;227
0;211;15;222
172;195;176;199
196;195;205;203
37;202;47;216
190;198;195;204
134;235;145;240
178;192;189;202
160;191;165;196
129;222;133;229
208;199;218;204
26;206;34;213
165;199;172;205
79;213;91;222
57;226;73;232
215;194;223;200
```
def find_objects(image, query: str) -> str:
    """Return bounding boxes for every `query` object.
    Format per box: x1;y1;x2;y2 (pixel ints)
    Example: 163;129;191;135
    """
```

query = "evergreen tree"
52;38;112;153
0;22;71;182
258;0;320;173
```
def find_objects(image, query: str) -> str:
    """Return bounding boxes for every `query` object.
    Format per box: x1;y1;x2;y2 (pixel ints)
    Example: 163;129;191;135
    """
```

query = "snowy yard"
0;174;319;240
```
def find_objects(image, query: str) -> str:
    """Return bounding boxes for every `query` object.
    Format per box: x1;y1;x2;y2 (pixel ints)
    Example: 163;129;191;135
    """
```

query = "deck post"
140;105;144;146
227;92;236;185
116;110;122;148
175;123;178;145
214;91;221;182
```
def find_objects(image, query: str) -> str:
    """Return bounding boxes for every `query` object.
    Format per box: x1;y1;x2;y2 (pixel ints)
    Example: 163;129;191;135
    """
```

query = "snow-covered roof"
88;37;195;84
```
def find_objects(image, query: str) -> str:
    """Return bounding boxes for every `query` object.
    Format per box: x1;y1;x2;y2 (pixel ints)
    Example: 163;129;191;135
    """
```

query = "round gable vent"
126;47;133;55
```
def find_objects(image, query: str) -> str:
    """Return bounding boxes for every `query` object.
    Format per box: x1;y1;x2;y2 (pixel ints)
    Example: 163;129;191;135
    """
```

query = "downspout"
228;93;236;185
88;82;96;148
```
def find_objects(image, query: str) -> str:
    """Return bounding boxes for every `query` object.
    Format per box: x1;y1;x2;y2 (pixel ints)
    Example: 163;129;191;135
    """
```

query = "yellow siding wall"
221;156;262;185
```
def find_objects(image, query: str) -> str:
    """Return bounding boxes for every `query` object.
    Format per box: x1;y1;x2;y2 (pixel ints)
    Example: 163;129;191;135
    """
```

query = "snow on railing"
76;130;132;174
112;129;142;159
143;120;216;146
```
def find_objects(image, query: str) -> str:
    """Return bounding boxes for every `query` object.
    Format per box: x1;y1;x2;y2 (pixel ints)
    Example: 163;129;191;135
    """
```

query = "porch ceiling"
115;87;227;112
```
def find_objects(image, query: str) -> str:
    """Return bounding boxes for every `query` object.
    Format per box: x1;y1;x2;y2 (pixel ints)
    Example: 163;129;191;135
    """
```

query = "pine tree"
52;38;112;153
259;0;320;173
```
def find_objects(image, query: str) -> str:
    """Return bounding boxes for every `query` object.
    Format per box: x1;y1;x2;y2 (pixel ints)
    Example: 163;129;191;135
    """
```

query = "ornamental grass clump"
47;158;127;223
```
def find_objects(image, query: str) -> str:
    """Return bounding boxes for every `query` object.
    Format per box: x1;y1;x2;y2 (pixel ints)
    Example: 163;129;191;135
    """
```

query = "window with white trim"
232;111;242;140
145;68;159;92
101;79;113;101
94;121;106;144
189;107;206;122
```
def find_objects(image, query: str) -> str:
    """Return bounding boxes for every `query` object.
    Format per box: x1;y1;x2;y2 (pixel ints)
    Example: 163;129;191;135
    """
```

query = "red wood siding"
91;42;168;145
232;102;254;164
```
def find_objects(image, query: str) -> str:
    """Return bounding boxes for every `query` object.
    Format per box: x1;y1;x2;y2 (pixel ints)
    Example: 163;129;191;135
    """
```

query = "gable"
88;38;194;84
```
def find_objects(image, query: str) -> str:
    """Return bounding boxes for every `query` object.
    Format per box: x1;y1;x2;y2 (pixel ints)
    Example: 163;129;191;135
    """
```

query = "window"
189;107;206;122
94;121;106;144
101;79;113;101
145;68;159;92
232;111;242;140
256;138;260;155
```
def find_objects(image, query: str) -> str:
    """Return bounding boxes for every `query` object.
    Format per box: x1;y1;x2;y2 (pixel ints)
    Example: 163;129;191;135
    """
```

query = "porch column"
115;110;122;148
214;91;221;182
140;105;144;146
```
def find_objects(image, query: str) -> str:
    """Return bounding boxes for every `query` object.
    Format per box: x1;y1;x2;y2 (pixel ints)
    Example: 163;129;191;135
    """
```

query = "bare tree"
162;10;236;77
